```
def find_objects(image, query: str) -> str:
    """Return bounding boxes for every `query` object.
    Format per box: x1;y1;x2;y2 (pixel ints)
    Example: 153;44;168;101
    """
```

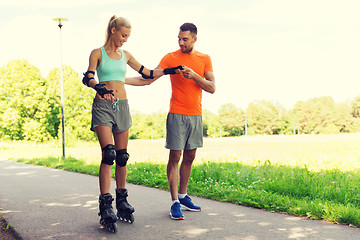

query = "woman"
82;16;180;231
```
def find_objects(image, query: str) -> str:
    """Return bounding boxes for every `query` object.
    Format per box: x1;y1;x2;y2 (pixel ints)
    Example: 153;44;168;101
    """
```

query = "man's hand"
180;65;216;94
181;65;196;79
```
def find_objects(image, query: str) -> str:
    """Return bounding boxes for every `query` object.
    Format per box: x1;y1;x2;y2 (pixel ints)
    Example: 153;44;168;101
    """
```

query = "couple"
83;16;215;224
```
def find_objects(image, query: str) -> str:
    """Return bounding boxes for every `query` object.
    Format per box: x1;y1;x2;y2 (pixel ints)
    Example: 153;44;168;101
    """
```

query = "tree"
147;111;167;139
0;60;54;141
334;103;355;133
278;109;295;135
247;100;283;135
2;59;359;142
129;111;167;139
293;96;337;134
351;96;360;118
129;111;144;139
47;65;96;142
219;103;245;136
203;109;221;137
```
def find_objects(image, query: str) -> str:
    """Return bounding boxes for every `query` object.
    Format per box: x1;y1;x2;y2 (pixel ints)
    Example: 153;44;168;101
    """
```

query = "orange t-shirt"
159;49;213;116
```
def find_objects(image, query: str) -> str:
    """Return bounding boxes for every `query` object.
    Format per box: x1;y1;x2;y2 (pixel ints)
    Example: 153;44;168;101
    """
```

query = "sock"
173;200;180;205
178;193;187;199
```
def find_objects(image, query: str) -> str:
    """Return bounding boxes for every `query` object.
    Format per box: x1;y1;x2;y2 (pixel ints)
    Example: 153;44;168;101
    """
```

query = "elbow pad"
138;65;154;79
82;71;95;87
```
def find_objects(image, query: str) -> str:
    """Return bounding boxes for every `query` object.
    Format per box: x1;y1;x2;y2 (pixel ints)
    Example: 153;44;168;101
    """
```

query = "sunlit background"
1;0;360;114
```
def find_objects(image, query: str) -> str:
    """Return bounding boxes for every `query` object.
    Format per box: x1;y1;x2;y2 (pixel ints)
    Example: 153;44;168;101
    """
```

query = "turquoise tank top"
96;47;127;82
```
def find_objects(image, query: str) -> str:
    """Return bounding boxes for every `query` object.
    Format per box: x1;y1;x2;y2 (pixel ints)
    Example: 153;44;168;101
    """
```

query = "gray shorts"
165;112;203;150
91;98;132;133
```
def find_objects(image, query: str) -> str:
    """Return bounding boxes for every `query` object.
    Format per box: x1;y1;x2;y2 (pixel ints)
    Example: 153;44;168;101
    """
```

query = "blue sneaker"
179;195;202;212
170;202;184;220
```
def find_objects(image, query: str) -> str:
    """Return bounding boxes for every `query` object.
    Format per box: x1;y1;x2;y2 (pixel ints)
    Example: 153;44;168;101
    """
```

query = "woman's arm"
124;50;164;78
125;76;154;86
83;48;115;102
125;66;163;86
85;49;100;88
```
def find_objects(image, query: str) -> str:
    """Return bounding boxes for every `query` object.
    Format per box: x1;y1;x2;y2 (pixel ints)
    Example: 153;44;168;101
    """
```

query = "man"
126;23;215;220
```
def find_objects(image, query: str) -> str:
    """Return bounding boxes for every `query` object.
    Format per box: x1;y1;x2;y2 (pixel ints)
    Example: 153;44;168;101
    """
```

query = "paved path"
1;159;360;240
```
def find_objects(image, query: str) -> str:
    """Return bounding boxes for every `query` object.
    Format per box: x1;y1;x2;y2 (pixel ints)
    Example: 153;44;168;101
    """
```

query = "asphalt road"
1;159;360;240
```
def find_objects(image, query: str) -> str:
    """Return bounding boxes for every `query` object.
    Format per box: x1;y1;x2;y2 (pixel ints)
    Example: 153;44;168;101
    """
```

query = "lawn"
2;134;360;171
2;133;360;227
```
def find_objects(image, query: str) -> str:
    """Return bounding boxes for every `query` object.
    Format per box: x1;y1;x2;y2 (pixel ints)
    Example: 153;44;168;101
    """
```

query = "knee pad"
101;144;116;165
116;149;129;167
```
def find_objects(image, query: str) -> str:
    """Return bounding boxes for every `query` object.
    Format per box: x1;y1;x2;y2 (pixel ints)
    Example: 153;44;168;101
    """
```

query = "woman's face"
112;26;131;48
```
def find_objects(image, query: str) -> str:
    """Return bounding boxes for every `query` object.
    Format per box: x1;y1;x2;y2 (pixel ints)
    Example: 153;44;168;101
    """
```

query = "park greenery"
1;59;360;143
2;59;360;227
3;134;360;228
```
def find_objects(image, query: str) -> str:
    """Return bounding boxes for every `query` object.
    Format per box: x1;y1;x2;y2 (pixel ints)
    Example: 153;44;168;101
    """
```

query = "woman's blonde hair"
105;16;131;44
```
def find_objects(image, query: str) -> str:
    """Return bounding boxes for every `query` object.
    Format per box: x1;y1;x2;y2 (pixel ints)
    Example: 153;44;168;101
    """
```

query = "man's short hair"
180;23;197;36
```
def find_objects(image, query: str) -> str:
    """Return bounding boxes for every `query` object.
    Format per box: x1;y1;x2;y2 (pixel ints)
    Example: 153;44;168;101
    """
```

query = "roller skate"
116;188;135;223
98;193;118;233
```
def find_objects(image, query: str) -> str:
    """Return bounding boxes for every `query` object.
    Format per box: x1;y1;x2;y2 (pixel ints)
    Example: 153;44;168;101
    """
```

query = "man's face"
178;30;197;53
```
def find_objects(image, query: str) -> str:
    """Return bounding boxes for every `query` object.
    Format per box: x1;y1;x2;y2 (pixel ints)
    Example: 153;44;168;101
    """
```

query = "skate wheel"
108;222;118;233
128;214;134;223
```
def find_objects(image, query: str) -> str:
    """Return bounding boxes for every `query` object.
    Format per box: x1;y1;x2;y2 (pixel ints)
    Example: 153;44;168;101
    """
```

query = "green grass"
16;156;100;176
2;134;360;227
126;160;360;226
13;153;360;227
0;213;12;239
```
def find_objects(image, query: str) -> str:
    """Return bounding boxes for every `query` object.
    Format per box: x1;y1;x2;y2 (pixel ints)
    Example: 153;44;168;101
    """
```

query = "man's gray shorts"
91;98;132;133
165;112;203;150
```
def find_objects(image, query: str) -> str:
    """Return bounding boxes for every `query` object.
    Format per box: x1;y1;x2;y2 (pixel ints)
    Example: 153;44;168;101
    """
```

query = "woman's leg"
114;130;129;189
95;126;114;194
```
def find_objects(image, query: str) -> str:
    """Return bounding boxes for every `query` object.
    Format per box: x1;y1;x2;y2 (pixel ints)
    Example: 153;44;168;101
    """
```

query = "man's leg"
178;148;201;211
167;150;182;201
179;148;197;195
167;150;185;219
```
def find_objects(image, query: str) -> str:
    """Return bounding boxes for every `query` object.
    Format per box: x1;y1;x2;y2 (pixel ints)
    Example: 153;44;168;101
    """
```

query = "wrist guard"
163;65;183;75
82;71;95;87
138;65;154;79
94;84;114;98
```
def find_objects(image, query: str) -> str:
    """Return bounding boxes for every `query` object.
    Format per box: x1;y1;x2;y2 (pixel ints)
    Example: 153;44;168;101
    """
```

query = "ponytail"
104;15;131;44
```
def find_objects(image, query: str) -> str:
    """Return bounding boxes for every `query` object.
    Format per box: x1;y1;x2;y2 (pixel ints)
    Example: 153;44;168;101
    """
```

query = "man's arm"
181;66;216;94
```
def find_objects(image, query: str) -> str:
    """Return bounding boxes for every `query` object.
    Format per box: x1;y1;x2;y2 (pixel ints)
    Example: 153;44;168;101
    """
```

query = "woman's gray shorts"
91;98;132;133
165;112;203;150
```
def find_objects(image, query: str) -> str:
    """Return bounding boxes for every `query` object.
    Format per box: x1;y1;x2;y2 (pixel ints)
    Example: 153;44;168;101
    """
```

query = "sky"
1;0;360;114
